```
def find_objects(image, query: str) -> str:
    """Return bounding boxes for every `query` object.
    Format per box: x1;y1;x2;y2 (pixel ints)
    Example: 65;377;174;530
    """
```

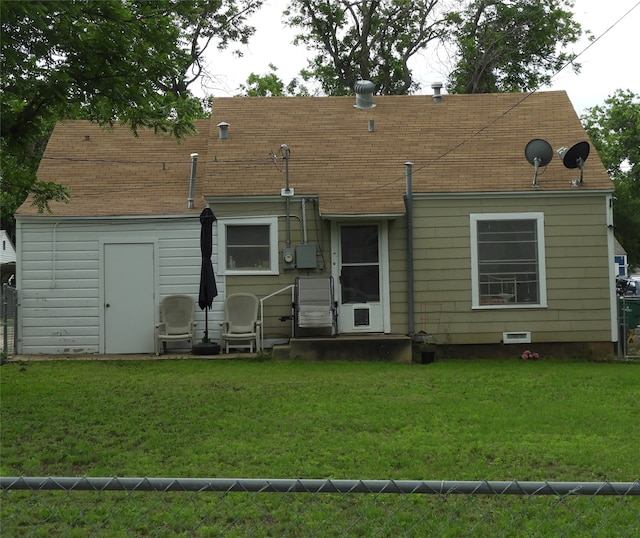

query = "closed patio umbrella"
198;207;218;345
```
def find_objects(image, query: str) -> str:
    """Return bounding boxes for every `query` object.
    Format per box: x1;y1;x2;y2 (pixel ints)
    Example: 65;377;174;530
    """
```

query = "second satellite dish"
557;141;590;186
525;139;553;187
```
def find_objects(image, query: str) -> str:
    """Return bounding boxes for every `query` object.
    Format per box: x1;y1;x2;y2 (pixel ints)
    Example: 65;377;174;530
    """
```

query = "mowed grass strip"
1;358;639;481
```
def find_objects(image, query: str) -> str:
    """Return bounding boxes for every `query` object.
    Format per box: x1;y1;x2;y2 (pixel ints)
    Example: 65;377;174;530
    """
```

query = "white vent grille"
503;331;531;344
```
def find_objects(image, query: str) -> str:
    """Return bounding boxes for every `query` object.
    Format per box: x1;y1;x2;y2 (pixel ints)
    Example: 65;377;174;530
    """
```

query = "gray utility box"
296;244;317;269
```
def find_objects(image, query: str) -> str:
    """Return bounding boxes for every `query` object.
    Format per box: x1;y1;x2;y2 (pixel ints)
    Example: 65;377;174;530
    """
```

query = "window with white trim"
219;217;279;275
470;213;547;308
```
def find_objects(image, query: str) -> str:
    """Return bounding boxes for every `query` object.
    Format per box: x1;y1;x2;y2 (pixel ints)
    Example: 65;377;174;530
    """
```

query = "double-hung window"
219;217;279;275
470;213;547;308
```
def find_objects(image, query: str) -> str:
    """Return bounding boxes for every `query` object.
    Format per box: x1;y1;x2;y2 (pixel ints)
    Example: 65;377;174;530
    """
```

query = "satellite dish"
557;141;590;186
525;139;553;187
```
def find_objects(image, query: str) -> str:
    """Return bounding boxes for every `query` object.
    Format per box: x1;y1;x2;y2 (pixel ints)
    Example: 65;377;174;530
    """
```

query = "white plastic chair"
154;295;197;355
220;293;262;352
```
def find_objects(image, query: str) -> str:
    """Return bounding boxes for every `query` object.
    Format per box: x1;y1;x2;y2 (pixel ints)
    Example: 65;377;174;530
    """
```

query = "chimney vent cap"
217;122;229;140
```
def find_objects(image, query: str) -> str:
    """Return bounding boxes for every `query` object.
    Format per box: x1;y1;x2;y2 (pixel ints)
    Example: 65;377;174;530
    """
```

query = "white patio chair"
220;293;262;353
154;295;197;355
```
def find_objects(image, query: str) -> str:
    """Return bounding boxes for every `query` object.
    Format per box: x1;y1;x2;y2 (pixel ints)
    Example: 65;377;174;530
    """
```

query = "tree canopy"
1;0;262;236
238;64;309;96
284;0;451;95
283;0;583;96
447;0;582;94
582;90;640;268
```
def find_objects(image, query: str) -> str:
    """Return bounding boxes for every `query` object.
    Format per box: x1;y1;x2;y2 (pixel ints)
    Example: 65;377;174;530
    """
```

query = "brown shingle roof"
18;91;612;218
18;120;211;217
206;91;611;215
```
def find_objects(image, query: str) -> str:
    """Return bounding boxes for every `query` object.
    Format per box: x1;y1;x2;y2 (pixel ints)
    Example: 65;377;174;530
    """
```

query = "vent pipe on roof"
354;80;376;109
187;153;198;209
431;82;443;102
218;122;229;140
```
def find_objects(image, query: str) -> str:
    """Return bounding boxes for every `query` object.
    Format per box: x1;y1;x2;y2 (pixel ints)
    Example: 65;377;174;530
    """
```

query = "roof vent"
354;80;376;109
431;82;443;102
218;122;229;140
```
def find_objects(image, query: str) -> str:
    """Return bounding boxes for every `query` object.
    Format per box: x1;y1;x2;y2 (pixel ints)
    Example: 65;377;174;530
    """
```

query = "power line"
548;0;640;88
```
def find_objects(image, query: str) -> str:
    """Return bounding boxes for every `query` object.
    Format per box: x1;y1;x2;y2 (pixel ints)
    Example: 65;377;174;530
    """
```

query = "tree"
284;0;452;96
582;90;640;268
1;0;263;237
237;64;310;96
447;0;583;94
283;1;585;97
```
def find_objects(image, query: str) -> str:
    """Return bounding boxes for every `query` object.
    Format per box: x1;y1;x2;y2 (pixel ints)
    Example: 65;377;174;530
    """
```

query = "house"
614;238;629;277
14;89;617;358
1;229;17;285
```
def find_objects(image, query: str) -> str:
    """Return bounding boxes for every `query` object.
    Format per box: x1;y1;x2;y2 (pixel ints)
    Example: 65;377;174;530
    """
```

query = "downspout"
607;194;619;354
187;153;198;209
301;198;308;243
52;221;60;288
282;145;292;249
404;162;414;336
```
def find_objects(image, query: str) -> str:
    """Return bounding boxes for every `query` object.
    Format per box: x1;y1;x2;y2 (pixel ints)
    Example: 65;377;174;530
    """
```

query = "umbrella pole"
204;307;209;342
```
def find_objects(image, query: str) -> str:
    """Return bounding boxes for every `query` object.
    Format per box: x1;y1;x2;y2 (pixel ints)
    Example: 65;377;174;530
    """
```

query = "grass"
1;357;639;535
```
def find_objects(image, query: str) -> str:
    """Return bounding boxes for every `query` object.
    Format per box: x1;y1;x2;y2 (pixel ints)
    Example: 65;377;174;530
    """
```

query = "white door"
104;243;155;353
333;223;387;333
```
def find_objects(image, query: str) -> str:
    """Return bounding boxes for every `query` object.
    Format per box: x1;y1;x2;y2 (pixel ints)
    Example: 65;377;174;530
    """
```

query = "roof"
17;120;211;218
18;91;612;218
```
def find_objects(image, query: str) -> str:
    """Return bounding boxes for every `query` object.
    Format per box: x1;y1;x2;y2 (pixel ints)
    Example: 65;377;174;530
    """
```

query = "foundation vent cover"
503;331;531;344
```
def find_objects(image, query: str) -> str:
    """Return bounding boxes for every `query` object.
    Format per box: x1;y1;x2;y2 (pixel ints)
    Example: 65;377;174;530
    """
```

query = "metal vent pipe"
432;82;443;102
218;122;229;140
187;153;198;209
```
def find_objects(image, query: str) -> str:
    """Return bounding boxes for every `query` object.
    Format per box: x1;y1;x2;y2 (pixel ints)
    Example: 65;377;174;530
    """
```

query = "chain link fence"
1;283;17;358
2;477;639;536
619;296;640;358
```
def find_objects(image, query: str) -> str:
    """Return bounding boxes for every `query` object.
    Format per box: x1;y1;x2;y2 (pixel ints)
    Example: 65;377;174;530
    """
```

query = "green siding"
212;193;613;346
213;199;332;340
402;195;612;345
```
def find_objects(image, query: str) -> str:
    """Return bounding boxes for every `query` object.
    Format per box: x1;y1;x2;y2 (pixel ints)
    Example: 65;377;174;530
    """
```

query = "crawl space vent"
503;331;531;344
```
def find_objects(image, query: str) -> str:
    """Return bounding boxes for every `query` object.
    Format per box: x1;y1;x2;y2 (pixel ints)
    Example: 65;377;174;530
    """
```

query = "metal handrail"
259;285;295;349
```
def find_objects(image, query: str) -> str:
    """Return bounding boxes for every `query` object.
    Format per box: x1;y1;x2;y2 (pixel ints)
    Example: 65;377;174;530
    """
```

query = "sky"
199;0;639;115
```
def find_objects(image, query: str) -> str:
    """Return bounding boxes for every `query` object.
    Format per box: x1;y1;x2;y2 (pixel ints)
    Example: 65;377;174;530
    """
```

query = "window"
219;217;279;275
470;213;547;308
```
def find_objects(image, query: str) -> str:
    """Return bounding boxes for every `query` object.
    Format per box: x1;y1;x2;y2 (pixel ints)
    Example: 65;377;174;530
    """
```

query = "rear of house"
14;90;616;357
205;91;615;357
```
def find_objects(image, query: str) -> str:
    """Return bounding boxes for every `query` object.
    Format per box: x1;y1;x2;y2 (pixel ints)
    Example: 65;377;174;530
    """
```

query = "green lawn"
2;358;639;480
1;357;639;536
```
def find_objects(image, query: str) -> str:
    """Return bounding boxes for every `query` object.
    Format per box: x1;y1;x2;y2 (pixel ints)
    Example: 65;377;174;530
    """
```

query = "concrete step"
272;334;412;363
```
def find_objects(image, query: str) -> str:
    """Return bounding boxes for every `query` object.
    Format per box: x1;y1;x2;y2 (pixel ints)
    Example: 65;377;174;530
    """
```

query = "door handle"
105;303;110;308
